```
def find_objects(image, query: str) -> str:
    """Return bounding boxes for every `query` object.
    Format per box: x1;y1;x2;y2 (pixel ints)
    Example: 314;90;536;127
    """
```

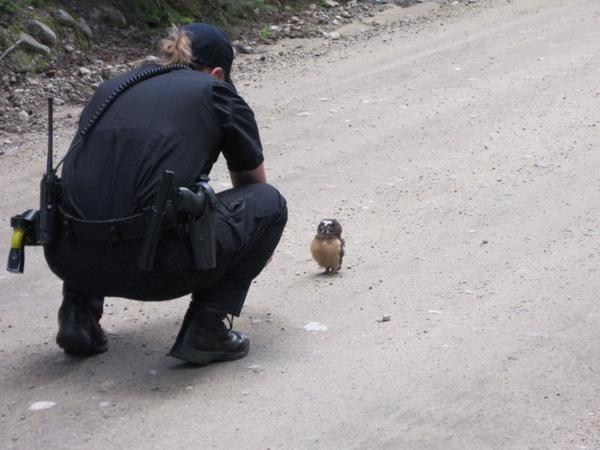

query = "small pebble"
29;401;56;411
303;322;328;332
248;364;263;373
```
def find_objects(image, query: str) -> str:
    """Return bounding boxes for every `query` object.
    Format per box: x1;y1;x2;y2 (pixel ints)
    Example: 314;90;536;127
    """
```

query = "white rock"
248;364;263;373
18;110;29;122
304;322;328;332
236;44;254;54
78;67;92;76
29;401;56;411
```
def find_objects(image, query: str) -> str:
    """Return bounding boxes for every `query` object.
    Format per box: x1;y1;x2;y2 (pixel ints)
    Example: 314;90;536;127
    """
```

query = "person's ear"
210;67;225;81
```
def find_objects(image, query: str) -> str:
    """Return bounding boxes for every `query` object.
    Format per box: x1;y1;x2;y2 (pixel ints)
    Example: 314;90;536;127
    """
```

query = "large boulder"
51;9;77;28
27;20;57;47
7;35;50;73
77;17;92;39
77;18;93;39
18;33;51;55
100;6;127;28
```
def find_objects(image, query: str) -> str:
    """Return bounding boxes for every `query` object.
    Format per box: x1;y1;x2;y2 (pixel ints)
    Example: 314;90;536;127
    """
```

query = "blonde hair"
160;25;193;66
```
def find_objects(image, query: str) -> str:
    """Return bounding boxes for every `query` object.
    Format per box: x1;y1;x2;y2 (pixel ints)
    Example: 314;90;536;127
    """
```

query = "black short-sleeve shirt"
62;66;264;220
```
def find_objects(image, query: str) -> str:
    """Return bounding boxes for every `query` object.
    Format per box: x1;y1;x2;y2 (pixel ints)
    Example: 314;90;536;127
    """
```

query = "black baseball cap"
183;23;236;91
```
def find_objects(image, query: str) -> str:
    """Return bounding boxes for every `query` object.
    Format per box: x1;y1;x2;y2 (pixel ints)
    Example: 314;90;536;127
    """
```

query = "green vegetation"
0;1;326;37
258;26;272;40
0;0;22;14
0;0;52;14
74;28;90;50
0;0;330;65
111;0;279;33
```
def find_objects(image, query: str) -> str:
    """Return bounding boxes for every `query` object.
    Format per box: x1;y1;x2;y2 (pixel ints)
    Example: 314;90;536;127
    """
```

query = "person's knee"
254;183;287;225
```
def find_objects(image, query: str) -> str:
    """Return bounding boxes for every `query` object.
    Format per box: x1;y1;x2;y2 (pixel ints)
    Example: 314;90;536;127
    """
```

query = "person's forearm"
229;162;267;188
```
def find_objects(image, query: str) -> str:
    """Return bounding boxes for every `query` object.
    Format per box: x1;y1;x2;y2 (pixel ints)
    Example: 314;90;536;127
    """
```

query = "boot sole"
56;331;108;356
168;343;249;366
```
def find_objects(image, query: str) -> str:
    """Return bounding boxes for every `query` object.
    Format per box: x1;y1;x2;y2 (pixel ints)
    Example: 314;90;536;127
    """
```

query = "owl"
310;219;345;273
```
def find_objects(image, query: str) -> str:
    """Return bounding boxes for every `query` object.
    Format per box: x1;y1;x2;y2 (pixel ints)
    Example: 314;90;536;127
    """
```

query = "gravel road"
1;0;600;448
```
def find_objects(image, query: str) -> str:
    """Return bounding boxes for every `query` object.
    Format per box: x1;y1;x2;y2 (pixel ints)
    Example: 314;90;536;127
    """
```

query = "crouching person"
44;23;287;366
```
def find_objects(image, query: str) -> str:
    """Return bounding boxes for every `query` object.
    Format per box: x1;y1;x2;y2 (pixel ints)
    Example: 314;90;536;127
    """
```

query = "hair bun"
160;25;192;66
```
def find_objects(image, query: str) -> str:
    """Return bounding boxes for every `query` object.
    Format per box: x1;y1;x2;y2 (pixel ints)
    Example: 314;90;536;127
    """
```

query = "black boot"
56;286;108;356
168;304;249;366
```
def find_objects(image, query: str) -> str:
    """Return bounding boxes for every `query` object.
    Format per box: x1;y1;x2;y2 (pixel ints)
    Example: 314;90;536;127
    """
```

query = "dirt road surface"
1;0;600;448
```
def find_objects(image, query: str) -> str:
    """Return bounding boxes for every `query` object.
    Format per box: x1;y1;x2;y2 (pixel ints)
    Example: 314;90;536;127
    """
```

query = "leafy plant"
258;26;271;39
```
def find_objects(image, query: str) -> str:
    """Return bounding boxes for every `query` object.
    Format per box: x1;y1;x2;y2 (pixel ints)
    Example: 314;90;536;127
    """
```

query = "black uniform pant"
45;183;287;317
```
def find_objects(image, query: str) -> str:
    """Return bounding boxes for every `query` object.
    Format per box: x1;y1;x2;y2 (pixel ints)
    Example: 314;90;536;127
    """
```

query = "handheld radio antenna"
47;97;53;173
37;97;59;245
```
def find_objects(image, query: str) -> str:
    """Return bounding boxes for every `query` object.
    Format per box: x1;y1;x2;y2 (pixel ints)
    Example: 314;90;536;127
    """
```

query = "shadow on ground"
2;308;289;400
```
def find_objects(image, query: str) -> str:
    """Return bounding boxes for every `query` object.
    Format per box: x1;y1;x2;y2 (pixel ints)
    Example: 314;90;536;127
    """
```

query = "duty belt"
56;171;217;272
58;207;180;243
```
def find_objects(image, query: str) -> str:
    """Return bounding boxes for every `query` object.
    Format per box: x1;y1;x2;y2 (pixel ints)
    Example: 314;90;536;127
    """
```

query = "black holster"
176;176;217;271
139;172;217;271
